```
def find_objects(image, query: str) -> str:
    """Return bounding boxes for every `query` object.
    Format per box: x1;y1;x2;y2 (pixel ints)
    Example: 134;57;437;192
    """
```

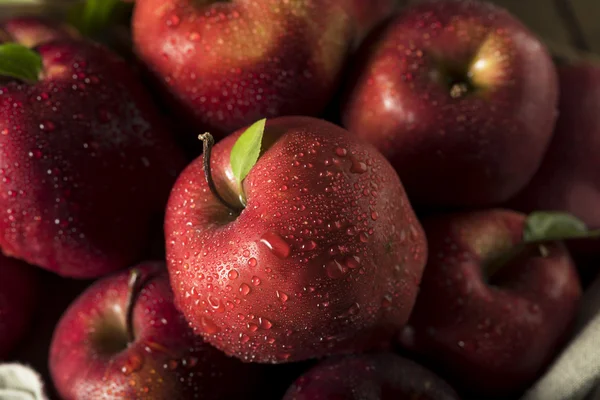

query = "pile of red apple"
0;0;598;399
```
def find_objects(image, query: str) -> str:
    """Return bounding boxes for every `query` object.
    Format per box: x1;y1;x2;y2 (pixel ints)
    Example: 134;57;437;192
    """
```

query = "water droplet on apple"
183;357;198;368
325;260;347;279
240;333;250;343
248;258;257;267
350;158;367;174
167;359;178;370
239;283;251;296
276;352;291;361
259;318;272;330
228;270;239;280
39;121;56;132
247;322;258;332
276;291;289;303
300;240;317;251
260;231;291;259
335;147;347;157
371;211;379;221
250;276;261;286
359;232;370;242
200;316;221;334
344;255;361;269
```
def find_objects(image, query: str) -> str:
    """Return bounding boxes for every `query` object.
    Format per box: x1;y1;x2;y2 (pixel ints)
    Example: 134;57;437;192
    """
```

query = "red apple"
49;262;263;400
400;209;581;397
283;353;460;400
0;255;38;359
165;116;427;363
0;17;186;278
508;61;600;257
131;0;395;139
341;0;558;207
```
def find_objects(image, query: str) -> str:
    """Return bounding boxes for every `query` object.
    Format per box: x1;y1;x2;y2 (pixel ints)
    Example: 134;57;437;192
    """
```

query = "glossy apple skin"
0;256;38;359
165;116;427;363
508;62;600;256
341;0;558;207
401;210;581;397
0;18;186;278
132;0;394;139
49;262;262;400
282;353;460;400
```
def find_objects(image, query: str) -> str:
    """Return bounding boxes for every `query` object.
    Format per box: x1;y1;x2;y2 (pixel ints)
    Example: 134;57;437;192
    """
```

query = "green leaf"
523;211;600;243
67;0;127;37
230;118;266;188
0;43;42;83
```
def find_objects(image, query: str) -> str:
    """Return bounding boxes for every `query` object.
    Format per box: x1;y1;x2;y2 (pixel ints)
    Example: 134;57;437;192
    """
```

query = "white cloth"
0;363;47;400
521;275;600;400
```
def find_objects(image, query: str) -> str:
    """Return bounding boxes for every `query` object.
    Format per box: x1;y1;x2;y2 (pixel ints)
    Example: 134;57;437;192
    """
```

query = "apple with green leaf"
0;17;186;278
132;0;397;139
400;209;590;397
49;262;264;400
165;116;428;363
341;0;559;207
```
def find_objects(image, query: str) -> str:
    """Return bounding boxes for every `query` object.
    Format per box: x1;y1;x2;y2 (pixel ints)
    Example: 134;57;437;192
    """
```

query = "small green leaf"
523;211;600;243
67;0;127;37
0;43;42;83
230;118;266;188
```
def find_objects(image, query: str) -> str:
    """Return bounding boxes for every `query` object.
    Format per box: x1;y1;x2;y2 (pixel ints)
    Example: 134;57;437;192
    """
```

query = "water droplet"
325;260;347;279
228;270;239;280
121;353;144;375
276;353;291;361
183;357;198;368
200;317;221;334
276;291;289;303
350;158;368;174
359;232;370;242
207;295;221;310
240;333;250;343
239;283;251;296
247;323;258;332
371;211;379;221
344;255;361;269
300;240;317;251
382;294;393;307
167;15;180;27
251;276;261;286
167;359;178;370
260;231;291;259
258;318;272;330
248;258;257;267
39;121;56;132
335;147;347;157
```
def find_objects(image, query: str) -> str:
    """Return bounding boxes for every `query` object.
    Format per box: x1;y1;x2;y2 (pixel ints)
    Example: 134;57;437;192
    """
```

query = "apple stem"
125;268;143;344
198;132;242;213
554;0;590;52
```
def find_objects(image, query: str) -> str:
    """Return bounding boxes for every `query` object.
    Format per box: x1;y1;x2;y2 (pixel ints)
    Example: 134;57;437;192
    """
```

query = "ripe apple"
0;255;38;359
400;209;582;397
282;353;460;400
0;17;186;278
508;61;600;257
341;0;559;207
131;0;395;139
165;116;427;363
49;262;263;400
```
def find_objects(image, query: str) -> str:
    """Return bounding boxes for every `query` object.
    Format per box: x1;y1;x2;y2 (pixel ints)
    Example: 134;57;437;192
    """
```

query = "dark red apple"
49;262;262;400
132;0;395;139
282;353;460;400
0;255;38;359
508;61;600;257
165;116;427;363
400;209;581;397
341;0;558;207
0;17;186;278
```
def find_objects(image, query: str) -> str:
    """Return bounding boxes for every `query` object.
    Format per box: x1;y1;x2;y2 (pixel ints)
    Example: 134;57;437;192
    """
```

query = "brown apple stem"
554;0;590;52
125;268;142;344
198;132;241;212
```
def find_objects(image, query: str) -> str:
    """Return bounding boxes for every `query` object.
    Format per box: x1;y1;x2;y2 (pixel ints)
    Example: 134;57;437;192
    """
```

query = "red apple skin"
400;210;581;397
132;0;394;139
341;0;558;207
0;18;186;278
507;62;600;256
342;0;398;44
282;353;460;400
49;262;263;400
0;255;38;359
165;116;427;363
0;16;77;46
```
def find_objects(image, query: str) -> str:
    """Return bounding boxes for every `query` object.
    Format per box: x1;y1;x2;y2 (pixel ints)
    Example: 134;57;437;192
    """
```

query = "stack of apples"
0;0;597;399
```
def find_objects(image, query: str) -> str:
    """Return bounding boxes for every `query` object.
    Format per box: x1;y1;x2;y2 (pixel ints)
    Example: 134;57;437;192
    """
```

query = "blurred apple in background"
400;210;582;397
0;17;186;278
341;0;558;208
132;0;396;141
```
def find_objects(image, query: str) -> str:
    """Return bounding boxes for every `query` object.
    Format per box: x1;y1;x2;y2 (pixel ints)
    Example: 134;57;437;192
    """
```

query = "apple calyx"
198;132;243;213
125;268;143;344
0;43;42;83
